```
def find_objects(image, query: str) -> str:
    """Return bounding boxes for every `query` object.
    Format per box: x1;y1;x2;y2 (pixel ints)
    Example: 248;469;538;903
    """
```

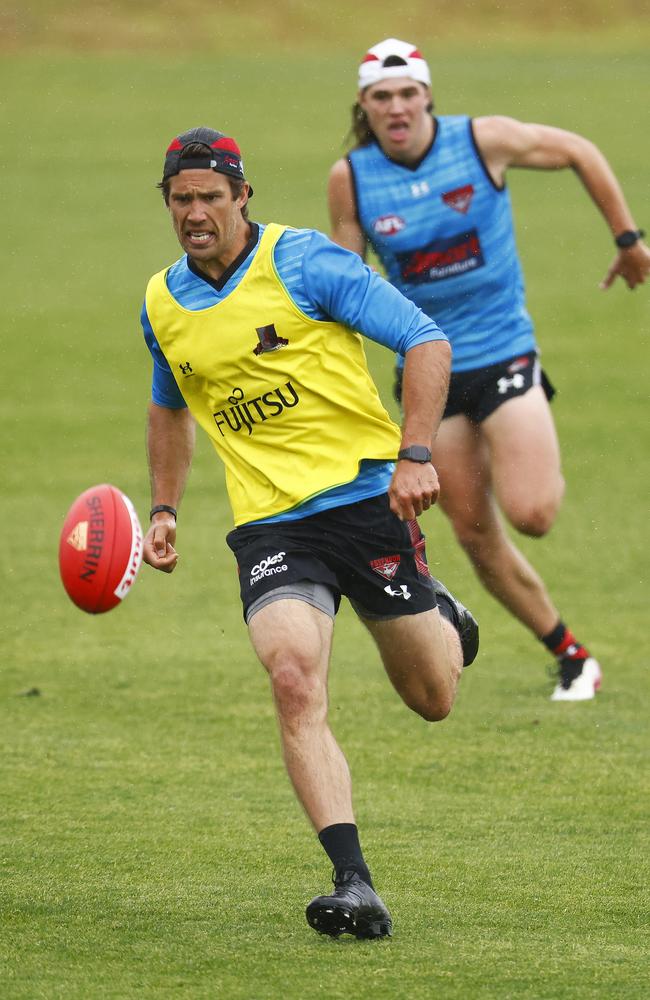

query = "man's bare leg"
433;400;600;699
248;598;351;830
248;596;393;938
433;410;561;638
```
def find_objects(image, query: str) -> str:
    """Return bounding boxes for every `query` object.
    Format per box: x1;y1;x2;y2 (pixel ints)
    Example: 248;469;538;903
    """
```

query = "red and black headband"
163;126;253;196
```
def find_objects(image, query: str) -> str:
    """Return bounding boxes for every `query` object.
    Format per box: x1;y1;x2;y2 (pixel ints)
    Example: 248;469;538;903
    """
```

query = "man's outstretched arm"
474;115;650;290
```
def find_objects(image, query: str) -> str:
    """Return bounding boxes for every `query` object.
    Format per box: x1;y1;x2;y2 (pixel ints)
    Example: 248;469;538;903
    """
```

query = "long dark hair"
347;103;376;148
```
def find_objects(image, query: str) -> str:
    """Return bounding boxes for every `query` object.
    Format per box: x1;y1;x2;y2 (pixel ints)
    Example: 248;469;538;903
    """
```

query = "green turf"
1;40;649;1000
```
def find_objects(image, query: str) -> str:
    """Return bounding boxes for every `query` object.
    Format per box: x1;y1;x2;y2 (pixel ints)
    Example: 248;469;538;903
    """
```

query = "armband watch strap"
397;445;432;464
149;504;177;521
615;228;645;249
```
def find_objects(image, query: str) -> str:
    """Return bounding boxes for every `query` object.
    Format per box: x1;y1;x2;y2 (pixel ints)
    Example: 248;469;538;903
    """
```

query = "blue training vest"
349;115;536;372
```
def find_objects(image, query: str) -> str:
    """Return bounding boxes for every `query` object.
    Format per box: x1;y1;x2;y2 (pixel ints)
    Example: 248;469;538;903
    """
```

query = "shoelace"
332;869;367;893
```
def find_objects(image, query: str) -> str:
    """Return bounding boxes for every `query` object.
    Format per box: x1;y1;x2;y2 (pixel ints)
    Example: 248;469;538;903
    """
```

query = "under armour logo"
384;584;411;600
497;373;525;394
410;181;430;198
179;361;193;376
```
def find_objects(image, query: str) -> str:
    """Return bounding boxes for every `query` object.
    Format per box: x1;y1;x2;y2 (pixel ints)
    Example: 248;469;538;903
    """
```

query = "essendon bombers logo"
442;184;474;214
373;215;406;237
397;228;485;284
370;555;401;581
253;323;288;355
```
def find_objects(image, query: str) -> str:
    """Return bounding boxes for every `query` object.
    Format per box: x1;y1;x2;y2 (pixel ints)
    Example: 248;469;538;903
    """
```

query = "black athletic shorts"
394;350;556;424
226;493;437;622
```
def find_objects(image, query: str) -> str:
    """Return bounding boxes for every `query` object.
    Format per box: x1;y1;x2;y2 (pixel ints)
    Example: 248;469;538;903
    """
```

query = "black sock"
318;823;373;887
541;620;589;664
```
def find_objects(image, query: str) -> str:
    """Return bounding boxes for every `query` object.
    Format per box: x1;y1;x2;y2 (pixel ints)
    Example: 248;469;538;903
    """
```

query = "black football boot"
306;870;392;940
431;577;479;667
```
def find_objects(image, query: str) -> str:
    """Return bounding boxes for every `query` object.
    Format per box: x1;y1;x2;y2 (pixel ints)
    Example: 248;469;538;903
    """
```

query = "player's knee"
516;512;553;538
268;657;323;720
404;675;455;722
453;517;492;558
508;497;560;537
503;476;564;537
412;693;453;723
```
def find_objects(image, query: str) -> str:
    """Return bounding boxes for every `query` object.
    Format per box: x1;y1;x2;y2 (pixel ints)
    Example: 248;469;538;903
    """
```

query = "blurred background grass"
1;4;649;999
4;0;650;52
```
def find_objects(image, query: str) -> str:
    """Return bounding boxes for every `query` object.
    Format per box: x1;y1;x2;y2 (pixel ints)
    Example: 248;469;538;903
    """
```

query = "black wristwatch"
397;445;432;464
149;504;177;521
615;229;645;249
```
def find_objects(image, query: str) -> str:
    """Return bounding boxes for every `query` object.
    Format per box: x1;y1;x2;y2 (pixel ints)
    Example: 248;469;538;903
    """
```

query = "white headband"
358;38;431;91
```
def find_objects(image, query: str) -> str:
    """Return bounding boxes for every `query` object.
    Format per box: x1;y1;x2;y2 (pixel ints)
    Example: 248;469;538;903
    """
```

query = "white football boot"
550;657;602;702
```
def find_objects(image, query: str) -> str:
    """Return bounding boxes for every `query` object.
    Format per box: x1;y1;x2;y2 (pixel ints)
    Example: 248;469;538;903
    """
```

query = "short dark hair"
157;142;250;219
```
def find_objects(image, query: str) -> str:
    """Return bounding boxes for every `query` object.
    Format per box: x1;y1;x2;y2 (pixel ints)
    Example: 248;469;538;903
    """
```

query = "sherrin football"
59;484;143;614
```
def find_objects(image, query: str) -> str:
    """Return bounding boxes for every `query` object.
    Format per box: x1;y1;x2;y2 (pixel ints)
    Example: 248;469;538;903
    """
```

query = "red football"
59;484;144;614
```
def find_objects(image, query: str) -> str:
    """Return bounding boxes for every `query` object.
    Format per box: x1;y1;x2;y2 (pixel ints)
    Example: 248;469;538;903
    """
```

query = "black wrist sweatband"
149;504;177;521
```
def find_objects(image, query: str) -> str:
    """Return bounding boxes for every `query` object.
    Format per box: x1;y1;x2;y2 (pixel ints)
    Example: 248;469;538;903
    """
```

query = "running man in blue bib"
141;126;478;939
328;38;650;702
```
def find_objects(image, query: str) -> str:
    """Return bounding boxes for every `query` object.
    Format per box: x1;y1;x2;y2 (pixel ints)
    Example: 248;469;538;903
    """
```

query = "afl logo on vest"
372;215;406;236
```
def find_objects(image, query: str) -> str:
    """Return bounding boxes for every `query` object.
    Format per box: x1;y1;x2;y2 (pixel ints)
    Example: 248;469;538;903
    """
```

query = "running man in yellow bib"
141;126;478;939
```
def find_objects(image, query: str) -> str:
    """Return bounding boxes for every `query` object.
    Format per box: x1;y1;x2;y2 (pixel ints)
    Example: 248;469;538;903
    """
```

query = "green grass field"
1;16;649;1000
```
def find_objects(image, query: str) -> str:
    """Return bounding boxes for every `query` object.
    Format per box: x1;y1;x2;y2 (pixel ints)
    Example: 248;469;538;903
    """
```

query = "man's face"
167;170;249;271
359;77;432;161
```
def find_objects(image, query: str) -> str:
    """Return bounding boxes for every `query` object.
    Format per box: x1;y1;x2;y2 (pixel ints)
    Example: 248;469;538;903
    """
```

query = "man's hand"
600;241;650;290
143;515;178;573
388;460;440;521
